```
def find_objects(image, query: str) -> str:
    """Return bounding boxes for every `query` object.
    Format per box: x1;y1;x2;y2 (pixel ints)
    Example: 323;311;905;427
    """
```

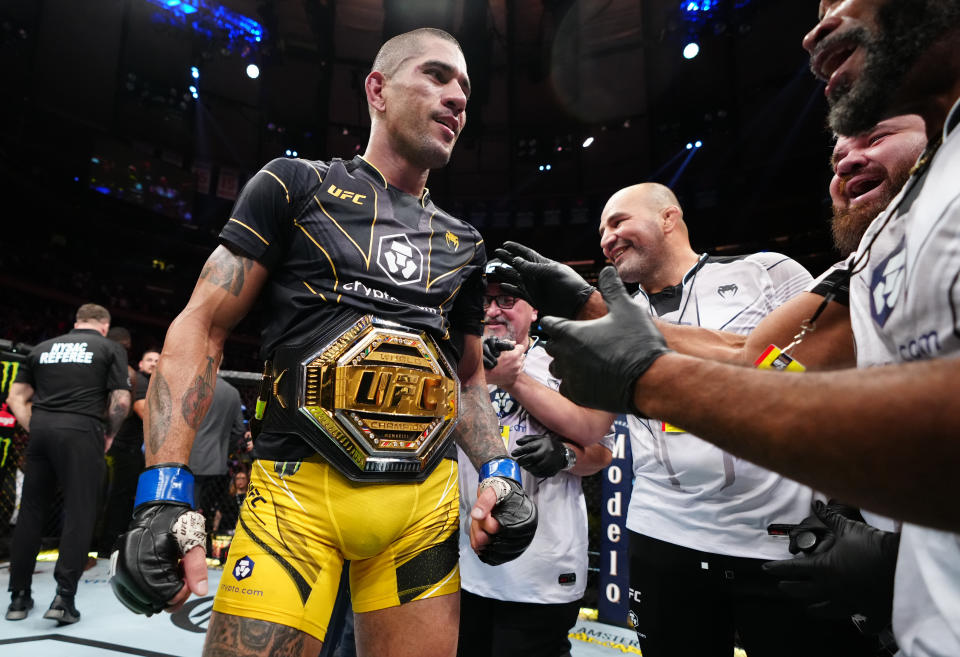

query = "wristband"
479;457;521;484
134;463;196;510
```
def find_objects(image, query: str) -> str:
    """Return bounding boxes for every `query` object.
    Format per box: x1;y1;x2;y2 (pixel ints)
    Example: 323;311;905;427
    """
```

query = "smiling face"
377;34;470;171
599;186;673;286
829;114;927;254
483;282;537;345
804;0;960;135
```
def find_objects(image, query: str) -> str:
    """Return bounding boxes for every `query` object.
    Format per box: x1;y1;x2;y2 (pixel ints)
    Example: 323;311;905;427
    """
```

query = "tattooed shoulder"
199;247;255;296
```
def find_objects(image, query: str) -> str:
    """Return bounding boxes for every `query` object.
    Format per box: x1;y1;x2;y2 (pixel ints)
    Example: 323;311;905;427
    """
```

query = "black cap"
485;259;529;300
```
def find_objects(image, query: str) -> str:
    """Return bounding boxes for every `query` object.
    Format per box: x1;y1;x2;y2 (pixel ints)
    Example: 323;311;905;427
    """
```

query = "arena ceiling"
1;0;838;273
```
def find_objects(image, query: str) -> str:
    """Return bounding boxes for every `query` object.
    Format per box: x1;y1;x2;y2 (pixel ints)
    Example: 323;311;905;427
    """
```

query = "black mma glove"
540;266;671;414
762;500;900;634
476;458;538;566
511;433;571;478
110;464;206;616
493;241;596;319
482;336;515;370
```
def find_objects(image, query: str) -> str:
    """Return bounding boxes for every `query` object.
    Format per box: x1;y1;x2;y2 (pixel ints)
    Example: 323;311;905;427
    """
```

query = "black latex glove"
540;266;671;414
511;433;568;477
482;336;515;370
762;501;900;634
493;241;596;319
477;477;539;566
785;500;866;555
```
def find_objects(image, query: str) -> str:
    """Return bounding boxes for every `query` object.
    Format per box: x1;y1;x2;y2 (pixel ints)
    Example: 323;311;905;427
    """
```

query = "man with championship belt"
109;28;537;657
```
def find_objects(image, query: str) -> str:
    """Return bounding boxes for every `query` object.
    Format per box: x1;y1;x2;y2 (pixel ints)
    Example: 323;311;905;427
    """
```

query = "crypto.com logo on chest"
377;234;424;286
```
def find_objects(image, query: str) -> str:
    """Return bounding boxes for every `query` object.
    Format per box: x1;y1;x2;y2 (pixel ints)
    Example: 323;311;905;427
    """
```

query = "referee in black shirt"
5;303;130;624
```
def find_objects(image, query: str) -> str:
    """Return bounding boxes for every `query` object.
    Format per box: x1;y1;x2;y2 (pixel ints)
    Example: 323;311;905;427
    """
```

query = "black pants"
628;531;879;657
457;589;581;657
96;444;144;556
9;412;105;597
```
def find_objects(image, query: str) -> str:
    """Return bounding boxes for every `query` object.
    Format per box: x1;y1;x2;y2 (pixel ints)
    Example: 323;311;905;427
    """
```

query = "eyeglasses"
483;294;518;309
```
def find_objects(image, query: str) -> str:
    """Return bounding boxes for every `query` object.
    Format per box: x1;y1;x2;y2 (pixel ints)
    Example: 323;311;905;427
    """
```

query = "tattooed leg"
203;611;323;657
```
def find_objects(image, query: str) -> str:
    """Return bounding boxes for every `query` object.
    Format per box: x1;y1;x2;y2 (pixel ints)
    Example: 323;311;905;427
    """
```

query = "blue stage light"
683;42;700;59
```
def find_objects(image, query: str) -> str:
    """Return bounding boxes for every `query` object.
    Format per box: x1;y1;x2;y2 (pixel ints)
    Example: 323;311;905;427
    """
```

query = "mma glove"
511;433;572;478
541;266;671;415
762;500;899;634
493;241;596;319
482;336;515;370
476;458;538;566
110;463;206;616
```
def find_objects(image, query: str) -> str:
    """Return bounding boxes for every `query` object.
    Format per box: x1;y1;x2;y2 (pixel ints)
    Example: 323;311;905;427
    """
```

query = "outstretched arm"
656;292;854;370
542;267;960;531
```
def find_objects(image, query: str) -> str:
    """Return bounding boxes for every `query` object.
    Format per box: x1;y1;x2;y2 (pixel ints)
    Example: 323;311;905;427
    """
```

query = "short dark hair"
371;28;462;78
107;326;132;348
76;303;110;324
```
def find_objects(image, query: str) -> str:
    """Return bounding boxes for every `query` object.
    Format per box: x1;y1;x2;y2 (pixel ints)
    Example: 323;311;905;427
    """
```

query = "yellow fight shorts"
212;455;461;641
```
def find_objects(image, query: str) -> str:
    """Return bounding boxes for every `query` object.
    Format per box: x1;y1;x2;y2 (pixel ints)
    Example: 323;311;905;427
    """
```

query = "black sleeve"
133;371;149;402
106;342;131;391
14;353;34;387
809;268;850;307
447;238;487;337
218;158;328;270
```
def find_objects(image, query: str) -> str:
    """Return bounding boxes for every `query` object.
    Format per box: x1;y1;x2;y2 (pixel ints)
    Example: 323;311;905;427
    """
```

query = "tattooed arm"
106;389;132;438
144;245;268;466
453;333;508;469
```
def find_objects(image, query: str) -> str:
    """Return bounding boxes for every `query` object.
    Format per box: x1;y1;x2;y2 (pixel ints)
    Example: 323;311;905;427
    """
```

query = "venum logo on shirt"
377;234;423;286
870;237;906;328
717;284;738;298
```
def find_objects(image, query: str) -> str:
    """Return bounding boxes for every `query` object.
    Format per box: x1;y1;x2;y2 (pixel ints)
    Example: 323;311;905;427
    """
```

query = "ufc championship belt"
269;315;460;482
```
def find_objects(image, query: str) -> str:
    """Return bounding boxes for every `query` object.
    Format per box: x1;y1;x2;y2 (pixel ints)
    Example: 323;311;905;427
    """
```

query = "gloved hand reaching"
493;241;596;319
540;266;671;414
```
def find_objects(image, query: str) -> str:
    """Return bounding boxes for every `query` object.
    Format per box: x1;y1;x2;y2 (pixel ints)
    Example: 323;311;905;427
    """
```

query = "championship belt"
269;315;460;482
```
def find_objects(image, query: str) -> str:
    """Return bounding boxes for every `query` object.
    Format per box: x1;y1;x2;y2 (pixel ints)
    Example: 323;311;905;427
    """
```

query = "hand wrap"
541;266;671;415
110;463;206;616
476;458;538;566
493;242;595;319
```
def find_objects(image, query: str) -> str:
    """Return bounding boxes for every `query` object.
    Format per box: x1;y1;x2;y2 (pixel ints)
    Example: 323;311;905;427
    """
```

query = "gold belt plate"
297;316;459;477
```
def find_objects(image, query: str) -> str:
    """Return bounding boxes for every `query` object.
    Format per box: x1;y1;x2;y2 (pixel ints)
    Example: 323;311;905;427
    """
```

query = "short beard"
831;198;888;256
827;0;960;135
392;127;453;172
831;164;912;256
